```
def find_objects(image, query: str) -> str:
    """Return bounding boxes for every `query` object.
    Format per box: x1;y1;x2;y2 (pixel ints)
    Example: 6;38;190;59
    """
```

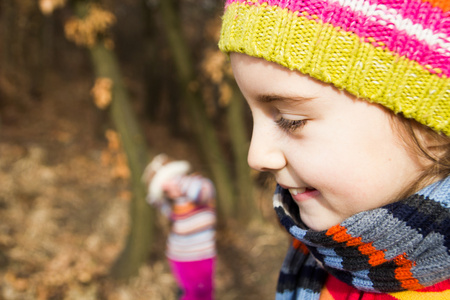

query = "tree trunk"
158;0;236;221
73;1;155;279
1;0;12;70
226;81;259;222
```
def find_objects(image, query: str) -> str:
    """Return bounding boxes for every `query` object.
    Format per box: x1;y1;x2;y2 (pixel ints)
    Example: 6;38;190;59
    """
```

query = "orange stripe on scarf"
327;225;388;266
292;238;309;255
393;254;423;290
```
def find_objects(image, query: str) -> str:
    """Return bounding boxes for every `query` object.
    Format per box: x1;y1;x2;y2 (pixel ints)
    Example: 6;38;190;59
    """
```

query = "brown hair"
393;115;450;198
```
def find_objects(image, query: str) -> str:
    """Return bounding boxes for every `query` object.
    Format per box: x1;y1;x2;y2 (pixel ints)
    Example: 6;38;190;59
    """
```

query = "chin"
305;222;328;232
300;212;339;232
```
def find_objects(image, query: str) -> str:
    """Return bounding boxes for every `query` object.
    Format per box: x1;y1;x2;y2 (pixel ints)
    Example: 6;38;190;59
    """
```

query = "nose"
247;123;287;172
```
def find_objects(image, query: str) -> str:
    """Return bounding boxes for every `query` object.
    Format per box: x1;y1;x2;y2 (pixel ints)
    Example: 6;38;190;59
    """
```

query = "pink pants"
169;258;215;300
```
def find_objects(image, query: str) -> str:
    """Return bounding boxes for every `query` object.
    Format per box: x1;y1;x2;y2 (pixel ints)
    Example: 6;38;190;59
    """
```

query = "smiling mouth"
287;187;319;203
289;188;306;195
288;187;317;195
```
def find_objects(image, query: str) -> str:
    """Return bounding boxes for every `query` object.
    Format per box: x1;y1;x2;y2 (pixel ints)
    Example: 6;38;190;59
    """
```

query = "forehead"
230;53;337;102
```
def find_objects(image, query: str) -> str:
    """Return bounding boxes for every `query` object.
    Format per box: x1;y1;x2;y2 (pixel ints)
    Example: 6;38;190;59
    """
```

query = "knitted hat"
142;153;191;204
219;0;450;136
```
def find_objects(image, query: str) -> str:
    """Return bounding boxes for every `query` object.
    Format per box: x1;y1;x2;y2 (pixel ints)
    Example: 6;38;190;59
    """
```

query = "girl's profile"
219;0;450;299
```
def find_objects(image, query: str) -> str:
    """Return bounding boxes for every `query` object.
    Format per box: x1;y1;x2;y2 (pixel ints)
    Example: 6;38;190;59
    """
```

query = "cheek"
287;134;374;188
285;144;342;181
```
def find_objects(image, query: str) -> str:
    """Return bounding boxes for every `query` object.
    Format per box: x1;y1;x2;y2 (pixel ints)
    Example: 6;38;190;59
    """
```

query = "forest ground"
0;68;290;299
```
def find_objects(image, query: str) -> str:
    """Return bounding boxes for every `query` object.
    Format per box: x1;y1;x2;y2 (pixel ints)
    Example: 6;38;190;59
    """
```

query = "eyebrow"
256;94;315;104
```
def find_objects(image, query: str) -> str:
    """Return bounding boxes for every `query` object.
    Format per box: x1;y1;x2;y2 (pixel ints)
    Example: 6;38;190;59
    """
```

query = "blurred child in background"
143;154;216;300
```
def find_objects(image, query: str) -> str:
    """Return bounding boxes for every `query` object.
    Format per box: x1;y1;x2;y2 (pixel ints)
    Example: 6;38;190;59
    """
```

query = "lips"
288;187;319;202
288;188;306;195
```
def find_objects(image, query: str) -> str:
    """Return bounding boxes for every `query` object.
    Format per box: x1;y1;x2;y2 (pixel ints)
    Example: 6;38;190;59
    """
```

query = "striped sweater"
274;176;450;299
161;174;216;262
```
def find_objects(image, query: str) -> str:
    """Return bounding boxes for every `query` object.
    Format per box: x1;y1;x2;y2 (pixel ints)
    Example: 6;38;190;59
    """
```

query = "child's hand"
162;180;183;199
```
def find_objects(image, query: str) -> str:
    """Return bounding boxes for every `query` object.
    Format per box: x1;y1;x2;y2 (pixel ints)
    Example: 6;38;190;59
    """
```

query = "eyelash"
275;117;307;132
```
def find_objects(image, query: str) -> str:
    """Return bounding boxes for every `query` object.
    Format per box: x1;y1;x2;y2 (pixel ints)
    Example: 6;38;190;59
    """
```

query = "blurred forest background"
0;0;290;299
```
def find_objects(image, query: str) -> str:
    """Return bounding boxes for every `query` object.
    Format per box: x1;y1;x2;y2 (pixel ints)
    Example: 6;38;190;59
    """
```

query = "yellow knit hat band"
219;1;450;136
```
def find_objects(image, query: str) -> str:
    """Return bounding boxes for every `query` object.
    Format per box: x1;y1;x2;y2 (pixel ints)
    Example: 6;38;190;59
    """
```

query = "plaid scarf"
275;176;450;299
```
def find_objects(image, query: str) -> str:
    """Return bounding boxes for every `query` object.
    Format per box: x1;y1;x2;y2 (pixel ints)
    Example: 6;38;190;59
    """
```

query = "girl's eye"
275;117;307;132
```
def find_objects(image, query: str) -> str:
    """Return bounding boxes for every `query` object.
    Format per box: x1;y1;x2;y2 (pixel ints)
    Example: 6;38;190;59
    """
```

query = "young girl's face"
230;53;425;231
